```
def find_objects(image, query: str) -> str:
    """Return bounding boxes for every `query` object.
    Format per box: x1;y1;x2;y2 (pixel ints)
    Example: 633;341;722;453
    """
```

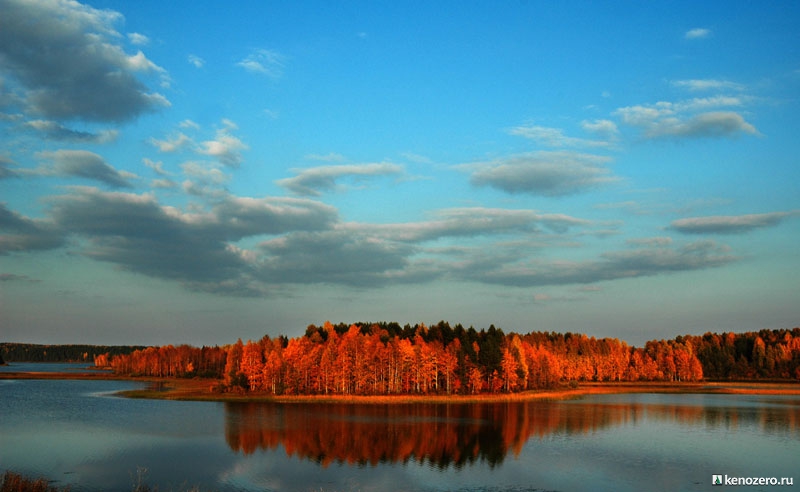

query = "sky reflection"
1;379;798;492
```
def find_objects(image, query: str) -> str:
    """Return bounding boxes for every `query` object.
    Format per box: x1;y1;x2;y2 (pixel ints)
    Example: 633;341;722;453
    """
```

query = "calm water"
0;361;103;373
1;366;798;492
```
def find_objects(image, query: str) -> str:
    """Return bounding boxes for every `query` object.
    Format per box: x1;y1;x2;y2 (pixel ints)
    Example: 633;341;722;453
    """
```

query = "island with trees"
4;323;799;399
88;322;800;398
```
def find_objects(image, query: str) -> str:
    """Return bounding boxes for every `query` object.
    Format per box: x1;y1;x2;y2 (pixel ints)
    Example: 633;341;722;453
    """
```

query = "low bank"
3;371;798;403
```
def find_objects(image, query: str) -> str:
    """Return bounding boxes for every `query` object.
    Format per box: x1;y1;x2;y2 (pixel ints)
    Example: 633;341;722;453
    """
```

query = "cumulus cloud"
0;203;64;254
33;150;135;188
69;185;442;291
150;132;192;152
0;156;20;180
199;121;248;167
665;112;758;138
614;95;758;139
346;208;591;243
143;158;170;176
24;120;118;143
251;207;595;287
2;176;753;295
0;0;169;122
277;163;404;196
179;160;232;198
670;211;797;234
148;120;247;166
461;151;617;196
257;230;417;286
18;179;612;294
125;50;166;75
685;28;711;39
581;119;619;140
46;187;337;295
458;240;736;287
211;196;338;238
237;49;285;78
50;188;249;286
151;178;177;189
127;32;150;46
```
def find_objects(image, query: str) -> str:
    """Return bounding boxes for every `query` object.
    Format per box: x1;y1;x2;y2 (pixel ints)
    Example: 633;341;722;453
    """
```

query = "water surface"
1;368;797;491
0;361;102;373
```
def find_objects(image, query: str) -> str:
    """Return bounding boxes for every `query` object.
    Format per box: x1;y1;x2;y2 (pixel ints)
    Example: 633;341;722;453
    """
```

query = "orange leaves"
107;324;800;392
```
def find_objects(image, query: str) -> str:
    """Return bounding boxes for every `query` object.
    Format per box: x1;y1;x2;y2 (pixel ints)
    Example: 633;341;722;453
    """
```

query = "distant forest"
0;343;144;364
94;322;800;395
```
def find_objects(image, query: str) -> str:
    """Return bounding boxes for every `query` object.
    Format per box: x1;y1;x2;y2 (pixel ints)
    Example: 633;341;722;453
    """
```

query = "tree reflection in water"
224;398;800;469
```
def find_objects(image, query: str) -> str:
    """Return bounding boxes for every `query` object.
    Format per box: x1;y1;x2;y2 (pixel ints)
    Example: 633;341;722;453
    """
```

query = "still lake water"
1;364;798;492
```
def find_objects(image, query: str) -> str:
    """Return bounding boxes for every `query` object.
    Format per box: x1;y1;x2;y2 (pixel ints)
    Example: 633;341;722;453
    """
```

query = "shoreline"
2;371;799;403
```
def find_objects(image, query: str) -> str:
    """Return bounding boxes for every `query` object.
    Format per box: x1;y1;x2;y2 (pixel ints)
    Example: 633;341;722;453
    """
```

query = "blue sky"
1;0;798;346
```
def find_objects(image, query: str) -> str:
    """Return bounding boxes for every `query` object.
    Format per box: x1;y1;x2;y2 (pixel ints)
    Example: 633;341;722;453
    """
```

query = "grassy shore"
3;371;797;403
0;471;66;492
119;380;800;404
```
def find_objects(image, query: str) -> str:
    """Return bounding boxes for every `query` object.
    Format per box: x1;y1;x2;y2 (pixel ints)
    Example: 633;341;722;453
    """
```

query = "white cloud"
237;49;285;78
580;119;619;139
151;178;177;189
0;156;20;180
685;28;711;39
663;112;758;138
44;187;337;295
127;32;150;46
0;0;169;122
199;126;248;167
277;163;404;196
459;239;737;287
344;207;591;243
178;119;200;130
143;158;170;176
149;120;246;166
614;95;758;139
509;124;611;148
305;152;346;162
24;119;118;143
670;211;798;234
187;54;205;68
675;96;745;112
126;51;165;73
0;203;64;254
672;79;745;92
150;132;192;152
181;161;229;186
34;149;136;188
461;151;618;197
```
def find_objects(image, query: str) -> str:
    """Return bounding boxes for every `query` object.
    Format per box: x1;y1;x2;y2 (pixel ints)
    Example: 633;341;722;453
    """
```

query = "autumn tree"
108;321;800;394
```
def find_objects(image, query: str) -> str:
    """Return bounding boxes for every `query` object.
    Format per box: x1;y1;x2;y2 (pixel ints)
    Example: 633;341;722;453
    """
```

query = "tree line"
102;322;800;394
0;343;144;364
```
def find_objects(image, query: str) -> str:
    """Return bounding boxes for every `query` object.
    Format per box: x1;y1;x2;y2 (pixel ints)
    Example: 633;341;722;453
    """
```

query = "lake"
1;364;797;491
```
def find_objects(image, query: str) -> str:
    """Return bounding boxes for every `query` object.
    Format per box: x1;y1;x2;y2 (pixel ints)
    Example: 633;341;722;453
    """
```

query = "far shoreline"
2;371;799;404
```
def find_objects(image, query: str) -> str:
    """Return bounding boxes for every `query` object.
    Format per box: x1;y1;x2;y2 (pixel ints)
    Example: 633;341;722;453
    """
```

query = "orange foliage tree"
108;322;800;393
